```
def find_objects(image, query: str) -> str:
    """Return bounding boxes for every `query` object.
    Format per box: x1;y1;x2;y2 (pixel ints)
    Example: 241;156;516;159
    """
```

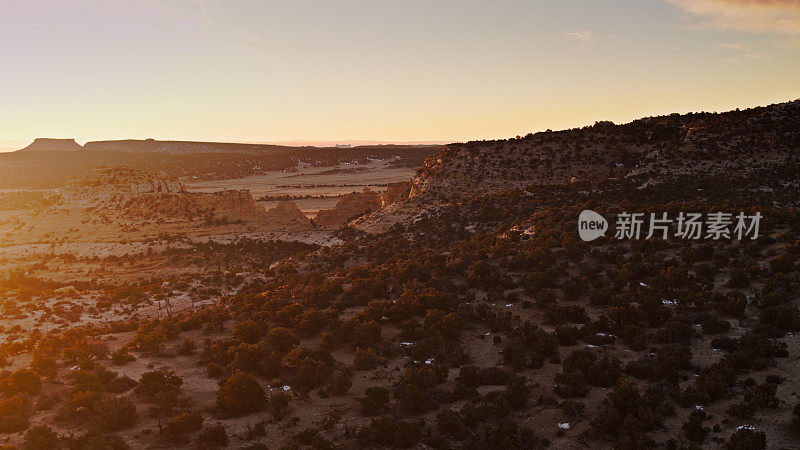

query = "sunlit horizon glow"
1;0;799;152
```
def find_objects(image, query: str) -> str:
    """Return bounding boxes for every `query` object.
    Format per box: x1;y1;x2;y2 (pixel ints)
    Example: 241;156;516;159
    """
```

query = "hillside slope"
354;100;800;233
413;100;800;201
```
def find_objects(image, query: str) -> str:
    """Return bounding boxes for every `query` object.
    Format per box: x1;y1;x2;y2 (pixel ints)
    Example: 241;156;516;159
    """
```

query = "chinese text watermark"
579;210;761;242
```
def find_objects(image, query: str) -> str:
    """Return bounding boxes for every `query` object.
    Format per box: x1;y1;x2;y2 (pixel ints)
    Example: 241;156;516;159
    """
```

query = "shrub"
285;348;334;391
466;420;545;449
702;317;731;335
728;268;749;288
206;363;228;378
325;371;352;396
436;409;464;437
266;392;291;419
395;383;431;413
266;327;299;351
196;424;228;448
56;390;104;425
289;429;335;449
360;387;389;415
22;425;58;450
233;320;267;344
554;372;590;398
682;410;709;443
727;428;766;450
400;365;447;390
28;354;57;379
791;396;800;434
357;416;422;448
505;376;530;409
769;254;794;273
727;402;756;419
215;372;266;416
162;412;203;438
229;343;281;378
111;349;135;365
1;369;42;396
587;356;622;387
353;347;378;371
0;395;29;433
560;400;585;418
95;397;138;431
590;379;651;440
456;366;511;387
34;394;60;411
177;339;197;355
65;431;129;449
135;369;183;398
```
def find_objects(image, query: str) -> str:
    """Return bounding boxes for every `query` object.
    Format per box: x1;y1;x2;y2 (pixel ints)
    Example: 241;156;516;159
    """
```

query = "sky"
1;0;799;151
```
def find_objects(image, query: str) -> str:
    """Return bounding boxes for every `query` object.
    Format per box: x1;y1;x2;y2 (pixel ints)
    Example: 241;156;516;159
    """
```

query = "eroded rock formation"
382;181;411;206
59;167;309;225
315;188;382;229
265;201;313;228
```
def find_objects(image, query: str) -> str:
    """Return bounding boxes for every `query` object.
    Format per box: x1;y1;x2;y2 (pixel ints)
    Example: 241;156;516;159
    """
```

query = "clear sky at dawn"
1;0;799;150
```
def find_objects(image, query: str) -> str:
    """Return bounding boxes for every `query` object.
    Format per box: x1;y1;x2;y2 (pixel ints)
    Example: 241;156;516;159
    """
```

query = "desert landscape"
2;1;800;449
0;100;797;449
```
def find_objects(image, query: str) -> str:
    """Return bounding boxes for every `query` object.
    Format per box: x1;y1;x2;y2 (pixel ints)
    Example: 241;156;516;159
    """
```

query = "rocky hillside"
349;100;800;234
409;100;800;204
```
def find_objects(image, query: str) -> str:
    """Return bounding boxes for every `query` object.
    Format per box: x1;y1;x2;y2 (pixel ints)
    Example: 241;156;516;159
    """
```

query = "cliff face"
185;190;267;219
19;138;83;152
382;181;411;206
315;189;382;229
265;201;313;228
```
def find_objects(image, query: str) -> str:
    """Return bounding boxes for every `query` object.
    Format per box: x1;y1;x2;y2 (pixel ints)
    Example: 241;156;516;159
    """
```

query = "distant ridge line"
17;138;447;154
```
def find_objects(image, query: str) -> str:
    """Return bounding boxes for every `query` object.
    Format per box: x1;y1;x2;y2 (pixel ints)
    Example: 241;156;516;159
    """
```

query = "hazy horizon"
2;0;799;148
0;138;454;153
3;95;797;153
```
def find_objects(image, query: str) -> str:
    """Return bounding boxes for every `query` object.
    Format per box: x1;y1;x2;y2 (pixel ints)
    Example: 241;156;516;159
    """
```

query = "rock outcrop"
315;188;382;229
61;167;274;222
19;138;83;152
66;167;181;194
186;190;267;219
265;201;313;228
382;181;411;206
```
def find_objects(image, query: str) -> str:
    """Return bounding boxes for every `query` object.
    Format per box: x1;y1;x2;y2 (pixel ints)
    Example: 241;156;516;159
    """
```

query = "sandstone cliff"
183;190;267;220
315;188;382;229
382;181;411;206
265;201;313;228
